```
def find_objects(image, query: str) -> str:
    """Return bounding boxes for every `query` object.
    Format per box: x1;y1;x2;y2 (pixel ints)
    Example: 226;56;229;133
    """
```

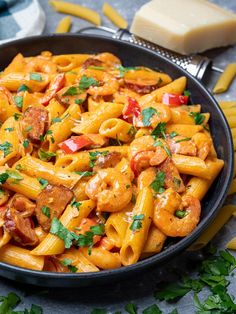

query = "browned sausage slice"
8;194;35;218
82;58;103;69
94;152;122;170
4;207;38;246
21;107;49;144
35;185;74;231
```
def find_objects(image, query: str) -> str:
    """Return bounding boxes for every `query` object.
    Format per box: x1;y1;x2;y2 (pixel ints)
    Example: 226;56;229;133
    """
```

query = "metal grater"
77;26;223;80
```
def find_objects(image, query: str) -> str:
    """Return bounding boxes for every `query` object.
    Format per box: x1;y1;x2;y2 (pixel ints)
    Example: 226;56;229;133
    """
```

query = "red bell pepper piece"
162;93;189;107
40;73;65;106
122;97;141;120
60;135;93;154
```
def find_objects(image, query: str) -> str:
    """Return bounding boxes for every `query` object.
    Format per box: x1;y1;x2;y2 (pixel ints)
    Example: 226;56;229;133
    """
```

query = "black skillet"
0;34;233;287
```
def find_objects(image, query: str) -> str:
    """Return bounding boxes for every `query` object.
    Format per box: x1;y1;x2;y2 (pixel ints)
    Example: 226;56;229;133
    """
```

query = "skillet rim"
0;33;233;285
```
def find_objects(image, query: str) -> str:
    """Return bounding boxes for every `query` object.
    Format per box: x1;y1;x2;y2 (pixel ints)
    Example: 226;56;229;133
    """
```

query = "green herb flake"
89;151;109;168
169;131;179;138
117;66;139;78
150;171;165;193
75;98;84;105
175;210;188;218
14;95;23;108
142;107;158;126
0;292;21;313
61;258;78;273
189;112;205;125
153;140;171;156
18;84;29;92
75;171;94;178
52;117;62;123
79;75;99;90
38;149;56;161
142;304;162;314
130;214;145;231
125;302;138;314
0;173;9;184
15;164;25;171
63;86;79;96
25;125;33;132
50;217;77;249
71;198;82;210
184;90;191;97
90;224;105;236
151;122;167;139
175;137;191;143
37;178;49;189
173;177;181;188
13;113;21;121
126;184;131;189
41;206;51;218
6;169;23;181
23;139;30;148
0;141;13;157
127;126;137;137
30;72;42;81
4;127;14;132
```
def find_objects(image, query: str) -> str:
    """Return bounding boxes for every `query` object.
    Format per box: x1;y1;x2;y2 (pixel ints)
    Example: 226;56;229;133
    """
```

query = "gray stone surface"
0;0;236;313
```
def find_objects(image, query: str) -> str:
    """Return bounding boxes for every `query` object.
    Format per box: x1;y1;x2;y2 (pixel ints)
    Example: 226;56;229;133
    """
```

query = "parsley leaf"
150;171;165;193
61;258;78;273
0;173;9;184
13;113;21;121
75;98;84;105
154;282;191;301
0;141;13;157
117;66;139;78
6;169;23;181
50;218;77;249
79;75;99;90
23;139;30;148
90;224;105;235
37;178;48;189
41;206;50;218
142;107;158;126
0;292;20;313
175;137;191;143
153;139;171;156
169;131;179;138
184;90;191;97
189;112;205;125
18;84;29;92
142;304;162;314
130;214;145;231
151;122;167;139
25;125;33;132
173;177;181;188
89;151;109;167
125;303;138;314
30;72;42;81
71;197;81;210
175;210;188;218
75;171;94;178
14;95;23;108
4;127;14;132
63;86;79;96
52;117;62;123
38;149;56;161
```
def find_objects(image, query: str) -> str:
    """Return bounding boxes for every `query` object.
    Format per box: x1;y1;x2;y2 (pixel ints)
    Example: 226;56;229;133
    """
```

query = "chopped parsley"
189;112;205;125
63;86;79;96
117;65;139;78
30;72;42;81
41;206;51;218
173;177;181;188
75;98;84;105
125;302;138;314
184;90;191;97
89;151;109;167
50;218;77;249
0;173;9;184
13;113;21;121
23;139;30;148
150;171;165;193
60;258;78;273
51;117;62;123
151;122;167;139
141;107;158;126
71;197;82;210
17;84;29;92
38;149;56;161
90;224;105;236
169;131;179;138
4;127;14;132
175;210;187;218
130;214;145;231
175;137;191;143
143;304;162;314
131;194;136;204
15;164;25;171
126;184;131;189
6;169;23;181
37;178;48;189
153;139;171;156
0;141;13;157
127;126;137;137
25;125;33;132
79;75;99;90
75;171;94;178
14;95;23;108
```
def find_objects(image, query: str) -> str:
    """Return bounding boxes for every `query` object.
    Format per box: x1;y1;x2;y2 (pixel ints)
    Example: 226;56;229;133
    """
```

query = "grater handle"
76;26;221;80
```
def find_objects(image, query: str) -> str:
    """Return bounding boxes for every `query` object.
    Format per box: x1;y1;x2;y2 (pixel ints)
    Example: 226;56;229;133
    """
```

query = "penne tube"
87;96;101;112
75;251;99;272
105;204;132;248
233;137;236;151
222;108;236;117
52;54;91;72
49;1;101;26
226;237;236;250
34;226;47;243
115;157;134;181
0;72;50;92
213;63;236;94
99;118;134;142
0;188;9;206
42;102;81;152
73;178;89;201
188;205;236;251
0;229;11;248
46;98;66;120
139;77;187;106
102;2;128;29
22;91;44;112
80;247;121;270
170;108;209;125
234;152;236;177
0;244;44;270
231;128;236;137
0;90;20;122
72;102;124;134
3;53;26;74
135;128;151;138
55;145;129;171
137;167;156;191
13;156;80;189
120;187;153;266
55;16;72;33
218;101;236;110
184;158;224;200
31;200;95;256
142;225;166;254
172;154;210;179
166;124;203;137
226;116;236;129
228;178;236;195
0;166;42;200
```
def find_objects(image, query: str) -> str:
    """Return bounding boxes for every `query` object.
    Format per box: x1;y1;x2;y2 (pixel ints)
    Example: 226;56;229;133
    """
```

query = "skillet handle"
77;26;222;81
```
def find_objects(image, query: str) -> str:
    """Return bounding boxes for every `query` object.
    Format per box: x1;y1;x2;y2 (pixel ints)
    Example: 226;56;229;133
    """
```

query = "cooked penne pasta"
55;16;72;33
213;63;236;94
102;2;128;29
226;237;236;250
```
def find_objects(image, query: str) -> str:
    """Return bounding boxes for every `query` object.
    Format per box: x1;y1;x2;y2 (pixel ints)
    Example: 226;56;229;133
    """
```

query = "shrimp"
95;52;121;67
166;135;197;156
85;168;132;212
153;188;201;237
25;56;57;74
192;132;212;160
78;69;119;96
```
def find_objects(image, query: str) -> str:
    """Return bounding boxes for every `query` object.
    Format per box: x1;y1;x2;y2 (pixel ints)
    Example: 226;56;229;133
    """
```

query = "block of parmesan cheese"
130;0;236;55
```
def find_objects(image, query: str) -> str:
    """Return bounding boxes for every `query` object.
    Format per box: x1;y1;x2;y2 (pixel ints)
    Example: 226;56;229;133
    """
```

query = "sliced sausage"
82;58;103;69
124;81;159;94
166;136;197;156
158;158;185;193
8;194;35;218
35;185;74;231
22;107;49;144
4;207;38;246
94;152;122;170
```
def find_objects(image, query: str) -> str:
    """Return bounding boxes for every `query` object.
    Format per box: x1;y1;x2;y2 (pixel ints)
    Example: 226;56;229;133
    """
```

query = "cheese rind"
130;0;236;55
